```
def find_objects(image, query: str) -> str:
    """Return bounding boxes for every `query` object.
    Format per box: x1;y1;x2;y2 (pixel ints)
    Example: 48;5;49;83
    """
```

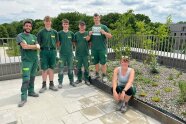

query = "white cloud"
0;0;185;24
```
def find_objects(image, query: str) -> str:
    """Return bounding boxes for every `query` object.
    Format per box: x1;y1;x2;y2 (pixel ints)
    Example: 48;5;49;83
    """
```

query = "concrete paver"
0;74;160;124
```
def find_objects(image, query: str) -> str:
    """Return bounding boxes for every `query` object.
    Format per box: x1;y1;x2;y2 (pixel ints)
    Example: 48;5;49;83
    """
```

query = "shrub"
151;96;161;102
168;74;174;80
155;90;160;95
178;80;186;102
139;91;147;97
176;71;182;79
152;82;159;87
164;87;173;92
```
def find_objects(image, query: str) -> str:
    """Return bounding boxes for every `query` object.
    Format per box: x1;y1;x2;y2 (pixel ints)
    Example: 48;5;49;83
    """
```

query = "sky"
0;0;185;24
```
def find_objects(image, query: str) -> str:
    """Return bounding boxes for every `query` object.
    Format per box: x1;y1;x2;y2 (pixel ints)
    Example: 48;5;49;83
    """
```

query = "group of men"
16;13;112;107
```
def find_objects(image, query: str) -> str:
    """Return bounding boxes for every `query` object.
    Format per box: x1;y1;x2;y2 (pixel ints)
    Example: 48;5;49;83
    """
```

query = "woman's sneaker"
120;102;128;113
116;101;122;111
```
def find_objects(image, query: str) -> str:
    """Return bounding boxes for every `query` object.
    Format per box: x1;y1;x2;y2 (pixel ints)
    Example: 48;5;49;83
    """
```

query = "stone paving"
0;74;161;124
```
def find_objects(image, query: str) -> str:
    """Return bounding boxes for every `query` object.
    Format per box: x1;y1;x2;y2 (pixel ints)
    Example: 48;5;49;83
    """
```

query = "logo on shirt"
92;26;101;36
68;36;72;39
51;35;55;38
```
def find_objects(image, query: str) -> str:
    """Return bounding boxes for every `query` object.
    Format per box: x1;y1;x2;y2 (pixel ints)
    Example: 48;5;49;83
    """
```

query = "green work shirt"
74;31;89;57
90;24;110;51
37;28;59;49
16;33;38;62
58;30;74;56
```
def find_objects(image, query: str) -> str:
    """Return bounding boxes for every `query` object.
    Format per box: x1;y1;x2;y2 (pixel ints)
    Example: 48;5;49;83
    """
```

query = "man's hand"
36;44;40;50
89;31;93;36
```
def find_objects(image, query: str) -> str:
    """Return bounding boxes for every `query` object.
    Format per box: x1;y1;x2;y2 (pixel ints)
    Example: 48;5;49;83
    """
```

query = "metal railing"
107;34;186;71
0;35;186;78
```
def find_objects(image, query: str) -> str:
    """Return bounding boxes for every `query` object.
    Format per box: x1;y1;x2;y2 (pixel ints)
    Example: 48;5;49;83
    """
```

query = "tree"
135;14;151;24
53;12;87;32
101;13;121;30
32;19;43;35
0;25;9;38
6;25;17;38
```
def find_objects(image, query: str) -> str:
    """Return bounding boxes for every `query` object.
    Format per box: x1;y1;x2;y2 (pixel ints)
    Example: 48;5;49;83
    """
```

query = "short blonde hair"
62;19;69;24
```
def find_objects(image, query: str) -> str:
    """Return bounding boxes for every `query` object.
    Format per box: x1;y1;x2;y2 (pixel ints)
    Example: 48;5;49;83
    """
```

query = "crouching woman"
112;56;135;113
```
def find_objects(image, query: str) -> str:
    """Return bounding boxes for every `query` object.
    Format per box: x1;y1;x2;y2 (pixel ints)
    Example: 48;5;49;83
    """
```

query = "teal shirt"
37;28;58;49
90;24;110;51
58;30;74;56
74;31;89;57
16;33;38;62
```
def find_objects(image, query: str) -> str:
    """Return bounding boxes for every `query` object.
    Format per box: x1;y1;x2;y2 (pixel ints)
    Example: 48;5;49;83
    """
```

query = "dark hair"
62;19;69;24
23;19;32;26
94;13;100;17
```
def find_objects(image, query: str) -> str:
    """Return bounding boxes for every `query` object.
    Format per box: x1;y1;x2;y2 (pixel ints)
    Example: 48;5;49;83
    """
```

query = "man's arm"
20;42;40;50
100;25;112;39
16;34;40;50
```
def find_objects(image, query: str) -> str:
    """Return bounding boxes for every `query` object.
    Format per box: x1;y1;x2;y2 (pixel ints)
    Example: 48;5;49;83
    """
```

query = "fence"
0;35;186;80
107;35;186;70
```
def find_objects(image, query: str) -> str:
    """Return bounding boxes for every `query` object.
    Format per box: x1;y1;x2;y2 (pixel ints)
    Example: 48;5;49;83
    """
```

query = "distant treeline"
0;10;181;38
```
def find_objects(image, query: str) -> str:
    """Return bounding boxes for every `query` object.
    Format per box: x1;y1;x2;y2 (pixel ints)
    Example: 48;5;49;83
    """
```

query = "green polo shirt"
90;24;109;51
58;30;74;56
16;33;38;61
37;28;58;49
74;31;89;57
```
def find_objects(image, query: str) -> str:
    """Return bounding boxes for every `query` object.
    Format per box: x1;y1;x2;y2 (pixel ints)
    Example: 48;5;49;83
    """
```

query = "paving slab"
0;74;160;124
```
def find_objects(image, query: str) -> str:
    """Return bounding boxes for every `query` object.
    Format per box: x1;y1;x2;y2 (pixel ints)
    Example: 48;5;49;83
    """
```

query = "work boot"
18;100;27;107
102;74;108;83
95;72;99;79
70;81;77;87
120;101;128;113
28;92;39;97
58;84;63;89
75;80;82;84
39;82;47;93
49;82;58;91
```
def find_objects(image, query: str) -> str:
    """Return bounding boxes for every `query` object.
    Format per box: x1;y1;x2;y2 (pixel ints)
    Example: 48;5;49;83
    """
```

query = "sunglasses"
121;59;129;63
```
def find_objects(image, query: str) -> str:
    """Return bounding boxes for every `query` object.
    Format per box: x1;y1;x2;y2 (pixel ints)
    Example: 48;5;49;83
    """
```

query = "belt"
41;47;56;50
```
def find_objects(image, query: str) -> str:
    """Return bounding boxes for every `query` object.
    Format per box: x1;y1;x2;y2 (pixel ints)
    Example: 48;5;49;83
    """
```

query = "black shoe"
85;80;90;86
70;81;77;87
49;82;58;91
18;100;27;107
28;92;39;97
75;80;82;84
116;101;122;111
39;86;47;93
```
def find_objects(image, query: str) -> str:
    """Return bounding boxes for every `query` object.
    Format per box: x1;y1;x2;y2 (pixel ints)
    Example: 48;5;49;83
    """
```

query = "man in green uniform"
74;21;90;85
88;13;112;82
16;20;40;107
37;16;58;93
58;19;76;88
